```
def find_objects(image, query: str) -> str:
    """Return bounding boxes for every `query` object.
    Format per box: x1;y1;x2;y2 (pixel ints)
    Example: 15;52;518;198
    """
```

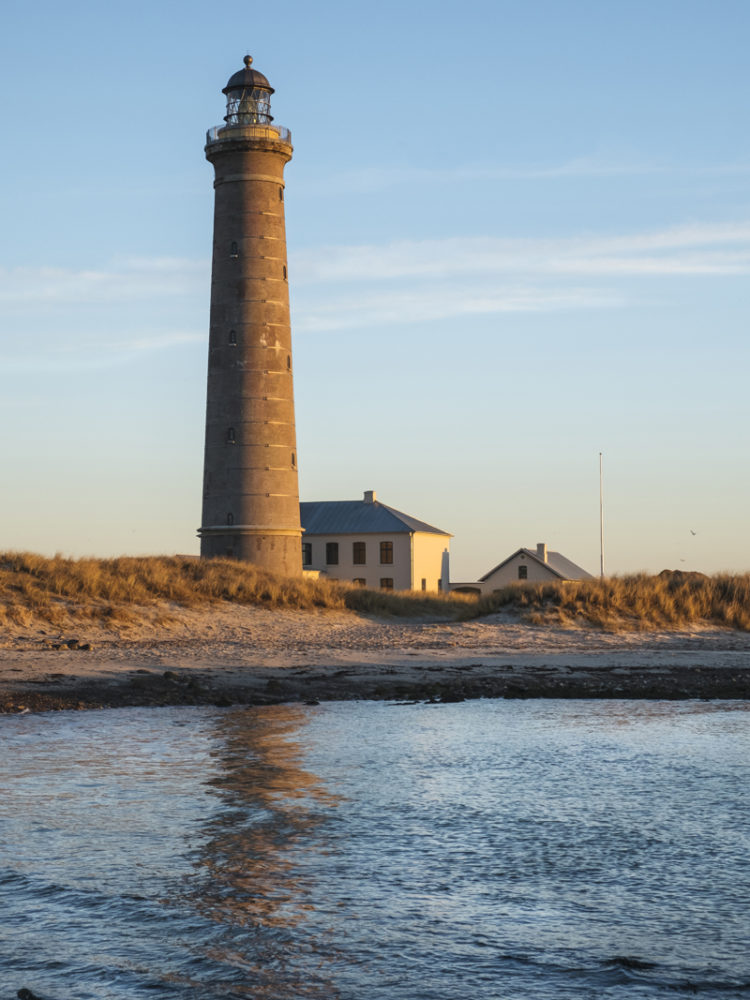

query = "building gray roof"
480;547;593;582
300;497;451;537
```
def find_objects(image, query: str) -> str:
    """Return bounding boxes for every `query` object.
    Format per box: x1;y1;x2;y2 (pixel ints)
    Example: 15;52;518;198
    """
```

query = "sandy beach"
2;604;750;712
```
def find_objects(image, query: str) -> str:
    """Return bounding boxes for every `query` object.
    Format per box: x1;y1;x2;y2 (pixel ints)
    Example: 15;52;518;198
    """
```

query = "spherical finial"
243;55;253;68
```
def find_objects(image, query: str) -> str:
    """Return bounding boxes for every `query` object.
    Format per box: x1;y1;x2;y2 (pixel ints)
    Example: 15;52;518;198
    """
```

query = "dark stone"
604;956;657;970
439;691;465;703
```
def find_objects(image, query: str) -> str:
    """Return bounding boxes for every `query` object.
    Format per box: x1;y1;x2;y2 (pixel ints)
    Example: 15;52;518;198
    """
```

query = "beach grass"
474;571;750;632
0;552;473;628
1;552;749;632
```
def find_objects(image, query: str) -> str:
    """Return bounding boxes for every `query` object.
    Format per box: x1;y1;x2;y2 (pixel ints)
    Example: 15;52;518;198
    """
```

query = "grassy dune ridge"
1;552;749;632
0;552;474;628
476;571;750;631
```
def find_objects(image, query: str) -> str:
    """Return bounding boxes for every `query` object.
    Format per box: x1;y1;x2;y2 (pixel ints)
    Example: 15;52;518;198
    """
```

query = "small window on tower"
279;187;284;201
283;265;287;280
229;330;237;346
230;241;239;258
287;355;291;370
227;427;236;444
227;513;234;525
291;453;296;467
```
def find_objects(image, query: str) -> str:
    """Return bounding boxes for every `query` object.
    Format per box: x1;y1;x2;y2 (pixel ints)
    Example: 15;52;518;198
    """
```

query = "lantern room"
222;55;274;125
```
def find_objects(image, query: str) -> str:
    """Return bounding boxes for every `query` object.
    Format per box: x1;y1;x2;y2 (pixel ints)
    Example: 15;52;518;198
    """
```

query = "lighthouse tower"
198;56;302;575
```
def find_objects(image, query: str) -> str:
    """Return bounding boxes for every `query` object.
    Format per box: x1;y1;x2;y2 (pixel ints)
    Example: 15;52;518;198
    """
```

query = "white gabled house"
450;543;593;594
300;490;451;592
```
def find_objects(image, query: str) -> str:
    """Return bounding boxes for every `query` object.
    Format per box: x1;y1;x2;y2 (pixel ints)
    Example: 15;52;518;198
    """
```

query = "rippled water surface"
1;700;749;999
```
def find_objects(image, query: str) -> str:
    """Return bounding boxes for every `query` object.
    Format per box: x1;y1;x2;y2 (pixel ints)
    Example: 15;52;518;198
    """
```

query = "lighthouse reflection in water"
1;700;749;1000
191;705;342;996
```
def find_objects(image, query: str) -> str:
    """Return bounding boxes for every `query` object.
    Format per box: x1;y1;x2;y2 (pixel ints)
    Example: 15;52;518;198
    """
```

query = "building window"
287;355;291;370
353;578;366;587
380;577;394;590
227;427;236;444
225;548;234;558
229;329;237;346
353;541;366;565
230;241;239;258
283;265;287;279
326;542;339;565
279;187;284;201
518;565;528;580
291;452;296;467
227;513;234;525
302;542;312;566
421;578;427;591
380;541;393;564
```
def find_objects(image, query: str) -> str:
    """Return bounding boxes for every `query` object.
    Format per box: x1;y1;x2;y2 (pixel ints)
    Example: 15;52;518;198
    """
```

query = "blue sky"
1;0;748;578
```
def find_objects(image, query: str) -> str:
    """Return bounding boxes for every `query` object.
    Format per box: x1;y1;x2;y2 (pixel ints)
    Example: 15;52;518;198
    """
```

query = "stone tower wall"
199;132;302;575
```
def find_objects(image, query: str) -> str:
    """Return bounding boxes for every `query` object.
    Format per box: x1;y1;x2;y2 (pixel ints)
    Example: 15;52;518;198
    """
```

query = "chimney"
364;490;377;504
536;542;548;563
440;548;450;592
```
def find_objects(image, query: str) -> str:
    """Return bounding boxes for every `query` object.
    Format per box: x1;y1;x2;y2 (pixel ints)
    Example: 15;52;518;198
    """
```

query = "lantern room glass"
225;87;273;125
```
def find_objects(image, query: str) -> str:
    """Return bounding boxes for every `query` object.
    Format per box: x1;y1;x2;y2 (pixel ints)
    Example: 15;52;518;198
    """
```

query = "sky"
1;0;749;579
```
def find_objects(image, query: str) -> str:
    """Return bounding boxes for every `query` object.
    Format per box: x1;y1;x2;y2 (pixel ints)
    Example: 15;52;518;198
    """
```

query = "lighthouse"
198;56;302;575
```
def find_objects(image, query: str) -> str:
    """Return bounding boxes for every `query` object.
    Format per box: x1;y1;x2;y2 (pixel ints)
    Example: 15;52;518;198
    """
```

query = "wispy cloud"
0;257;207;306
304;159;750;194
294;285;623;332
2;221;748;354
0;257;208;371
1;330;204;373
291;223;750;284
287;220;750;332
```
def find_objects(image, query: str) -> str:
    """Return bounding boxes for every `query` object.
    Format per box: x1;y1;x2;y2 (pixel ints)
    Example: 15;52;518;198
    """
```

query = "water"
1;700;748;999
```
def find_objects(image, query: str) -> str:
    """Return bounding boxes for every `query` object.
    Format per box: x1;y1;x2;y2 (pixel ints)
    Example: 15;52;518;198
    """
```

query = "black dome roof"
222;55;274;95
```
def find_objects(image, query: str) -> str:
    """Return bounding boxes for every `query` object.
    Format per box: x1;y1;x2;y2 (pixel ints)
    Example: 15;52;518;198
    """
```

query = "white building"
300;491;451;591
450;543;593;594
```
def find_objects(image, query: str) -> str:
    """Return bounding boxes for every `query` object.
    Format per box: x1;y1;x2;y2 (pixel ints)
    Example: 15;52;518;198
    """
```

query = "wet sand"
2;605;750;712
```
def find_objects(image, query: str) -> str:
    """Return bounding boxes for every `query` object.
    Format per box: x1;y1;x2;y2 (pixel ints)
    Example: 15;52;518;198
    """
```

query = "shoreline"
3;662;748;714
2;605;750;712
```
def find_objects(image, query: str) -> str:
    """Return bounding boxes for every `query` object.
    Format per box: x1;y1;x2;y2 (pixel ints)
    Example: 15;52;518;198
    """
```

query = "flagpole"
599;452;604;580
